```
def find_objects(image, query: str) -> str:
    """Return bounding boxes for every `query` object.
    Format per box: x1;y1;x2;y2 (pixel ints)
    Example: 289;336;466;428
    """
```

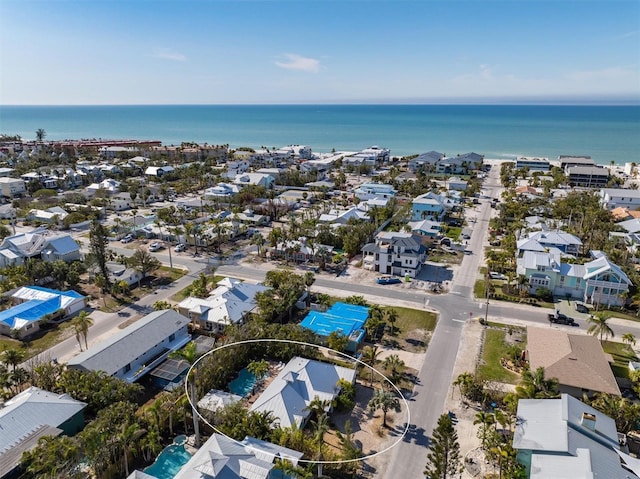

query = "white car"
175;243;187;252
489;271;507;280
149;242;163;252
120;234;134;243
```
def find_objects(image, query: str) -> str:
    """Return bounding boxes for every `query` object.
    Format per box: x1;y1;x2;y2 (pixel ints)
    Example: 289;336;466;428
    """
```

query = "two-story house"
412;192;456;221
353;183;396;201
362;232;427;278
599;187;640;210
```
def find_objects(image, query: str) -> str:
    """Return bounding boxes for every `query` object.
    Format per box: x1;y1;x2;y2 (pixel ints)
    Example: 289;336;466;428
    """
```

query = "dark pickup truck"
548;312;576;325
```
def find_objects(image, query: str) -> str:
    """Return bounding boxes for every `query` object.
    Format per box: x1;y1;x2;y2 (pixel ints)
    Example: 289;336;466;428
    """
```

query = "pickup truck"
548;311;576;325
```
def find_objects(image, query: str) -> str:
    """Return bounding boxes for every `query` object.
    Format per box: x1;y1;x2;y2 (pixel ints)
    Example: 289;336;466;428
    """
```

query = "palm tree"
311;412;330;477
361;345;381;385
622;333;636;348
71;311;94;351
170;342;202;446
368;388;401;428
35;128;46;142
251;232;266;258
247;359;270;385
382;354;405;384
1;348;26;371
474;411;496;450
385;308;399;335
587;312;615;341
516;366;560;399
304;395;331;421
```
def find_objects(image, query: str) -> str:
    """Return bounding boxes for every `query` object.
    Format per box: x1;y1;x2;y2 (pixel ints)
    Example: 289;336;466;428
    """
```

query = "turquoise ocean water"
0;105;638;164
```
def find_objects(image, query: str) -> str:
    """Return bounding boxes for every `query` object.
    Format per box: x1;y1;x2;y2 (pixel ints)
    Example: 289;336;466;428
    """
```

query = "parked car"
121;234;134;244
575;303;589;314
376;276;402;285
175;243;187;252
149;242;164;252
489;271;507;280
548;311;576;325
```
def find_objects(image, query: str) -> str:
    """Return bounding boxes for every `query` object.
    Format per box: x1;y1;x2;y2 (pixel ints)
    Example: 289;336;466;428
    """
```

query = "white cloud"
275;53;320;73
564;66;636;83
152;48;187;62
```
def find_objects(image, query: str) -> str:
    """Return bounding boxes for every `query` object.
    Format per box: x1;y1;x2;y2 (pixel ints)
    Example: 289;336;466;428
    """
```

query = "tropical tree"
311;412;330;478
368;388;401;428
89;219;112;290
587;312;615;341
169;341;202;446
474;411;496;451
383;354;406;385
1;347;25;371
385;308;399;335
247;359;270;385
622;333;636;348
130;247;161;287
303;271;315;306
35;128;46;142
361;345;381;385
424;413;462;479
515;366;560;399
326;331;349;352
251;232;266;257
71;311;93;351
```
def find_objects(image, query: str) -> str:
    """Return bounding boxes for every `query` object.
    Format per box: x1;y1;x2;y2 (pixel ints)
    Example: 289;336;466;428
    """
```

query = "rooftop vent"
581;412;597;431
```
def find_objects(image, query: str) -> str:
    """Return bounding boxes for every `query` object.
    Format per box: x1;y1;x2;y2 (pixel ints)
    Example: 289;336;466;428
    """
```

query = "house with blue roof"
0;286;87;338
0;228;81;268
300;302;369;352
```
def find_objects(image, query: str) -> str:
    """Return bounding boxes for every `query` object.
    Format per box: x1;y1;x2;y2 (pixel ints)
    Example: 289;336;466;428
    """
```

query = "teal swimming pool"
143;436;191;479
228;367;257;396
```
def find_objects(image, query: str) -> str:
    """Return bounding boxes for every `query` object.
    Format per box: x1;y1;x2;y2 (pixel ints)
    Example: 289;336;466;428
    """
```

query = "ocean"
0;104;638;164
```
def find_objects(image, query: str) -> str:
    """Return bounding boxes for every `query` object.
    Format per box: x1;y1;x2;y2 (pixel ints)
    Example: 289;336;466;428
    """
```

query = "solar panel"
150;358;190;381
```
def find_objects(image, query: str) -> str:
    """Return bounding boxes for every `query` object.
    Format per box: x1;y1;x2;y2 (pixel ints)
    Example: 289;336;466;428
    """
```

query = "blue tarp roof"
0;296;63;328
300;302;369;338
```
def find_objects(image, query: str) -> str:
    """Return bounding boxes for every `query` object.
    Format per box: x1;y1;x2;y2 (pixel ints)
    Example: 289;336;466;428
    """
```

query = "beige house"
0;177;26;198
525;326;620;397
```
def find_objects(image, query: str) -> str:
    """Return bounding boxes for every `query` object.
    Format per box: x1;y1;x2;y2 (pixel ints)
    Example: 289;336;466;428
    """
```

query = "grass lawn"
476;329;520;384
380;306;437;353
601;340;638;380
156;266;187;283
444;226;462;240
1;321;77;360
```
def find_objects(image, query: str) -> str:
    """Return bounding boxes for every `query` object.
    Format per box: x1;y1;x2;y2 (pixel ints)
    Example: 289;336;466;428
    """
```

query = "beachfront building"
0;387;87;479
437;152;483;174
599;187;640;210
67;310;191;383
353;182;396;201
513;394;638;479
249;356;356;429
515;157;550;172
362;232;428;278
176;278;268;334
567;166;610;188
560;155;595;171
516;250;631;306
171;434;303;479
300;302;369;352
0;177;26;198
342;146;390;167
408;151;445;173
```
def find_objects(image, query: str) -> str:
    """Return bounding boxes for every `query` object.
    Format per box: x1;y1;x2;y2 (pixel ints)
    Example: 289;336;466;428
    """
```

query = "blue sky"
1;0;639;104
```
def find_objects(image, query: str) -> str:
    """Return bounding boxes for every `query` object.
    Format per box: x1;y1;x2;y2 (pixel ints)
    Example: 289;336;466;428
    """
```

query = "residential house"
515;185;542;199
67;309;191;383
0;286;87;338
610;207;640;222
106;262;144;287
525;326;620;397
515;157;550;172
171;434;303;479
203;183;241;200
567;166;610;188
176;278;268;334
249;356;356;428
362;232;428;278
275;144;313;159
20;171;58;189
513;394;638;479
300;154;341;176
412;191;456;221
517;230;582;257
408;219;442;238
232;173;275;189
517;250;631;306
318;206;369;225
0;387;87;479
408;151;445;173
27;206;69;226
221;159;251;179
300;302;369;352
0;229;82;268
353;183;396;201
144;165;175;177
599;187;640;210
87;178;120;196
0;177;26;198
436;152;483;174
0;167;15;177
447;177;468;191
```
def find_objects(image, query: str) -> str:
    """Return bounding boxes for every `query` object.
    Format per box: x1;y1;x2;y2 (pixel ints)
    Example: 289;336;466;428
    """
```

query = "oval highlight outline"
185;338;411;465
